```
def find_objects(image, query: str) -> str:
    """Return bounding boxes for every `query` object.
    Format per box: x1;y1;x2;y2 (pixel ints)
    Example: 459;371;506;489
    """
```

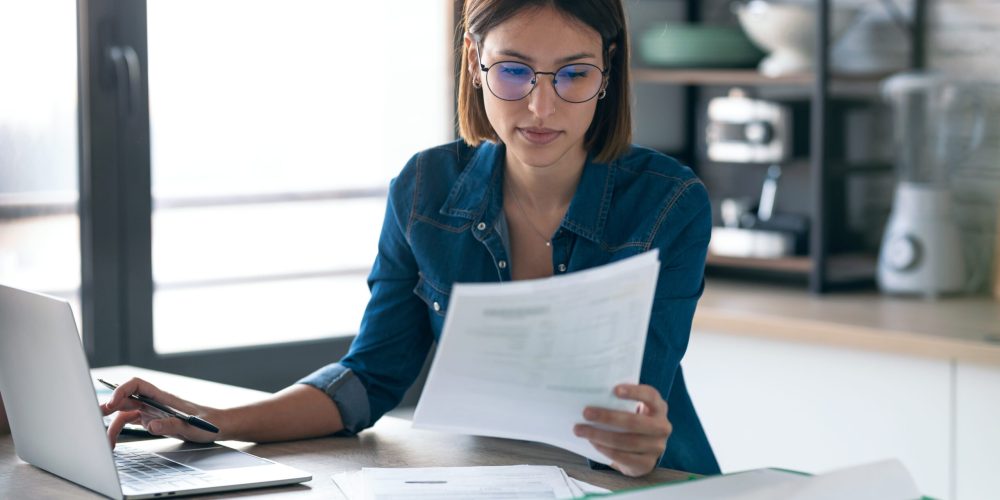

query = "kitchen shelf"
633;68;892;97
634;68;812;86
706;253;877;284
638;0;927;293
706;254;813;274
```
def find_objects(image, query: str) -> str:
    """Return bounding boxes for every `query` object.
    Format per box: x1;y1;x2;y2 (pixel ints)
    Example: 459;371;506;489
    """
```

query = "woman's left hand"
573;383;672;477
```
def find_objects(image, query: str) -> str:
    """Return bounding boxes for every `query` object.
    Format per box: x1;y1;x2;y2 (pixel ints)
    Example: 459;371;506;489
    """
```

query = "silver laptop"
0;284;312;499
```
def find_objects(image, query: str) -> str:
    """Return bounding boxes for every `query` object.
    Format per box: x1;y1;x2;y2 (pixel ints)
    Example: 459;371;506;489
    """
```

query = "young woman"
103;0;719;478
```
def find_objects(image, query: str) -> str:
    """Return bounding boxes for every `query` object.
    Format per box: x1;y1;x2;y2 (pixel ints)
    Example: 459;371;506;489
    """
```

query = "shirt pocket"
413;273;451;318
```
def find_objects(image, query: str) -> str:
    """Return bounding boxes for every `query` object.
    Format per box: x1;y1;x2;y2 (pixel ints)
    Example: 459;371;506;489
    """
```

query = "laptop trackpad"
158;445;272;471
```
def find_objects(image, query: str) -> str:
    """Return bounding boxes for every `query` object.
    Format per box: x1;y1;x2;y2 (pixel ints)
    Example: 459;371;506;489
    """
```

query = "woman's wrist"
207;407;243;441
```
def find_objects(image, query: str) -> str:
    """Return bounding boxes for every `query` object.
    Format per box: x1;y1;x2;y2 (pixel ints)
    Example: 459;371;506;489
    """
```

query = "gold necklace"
506;178;553;247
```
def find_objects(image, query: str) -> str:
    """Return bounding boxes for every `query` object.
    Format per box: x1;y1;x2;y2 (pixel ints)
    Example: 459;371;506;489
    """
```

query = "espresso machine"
878;72;986;296
706;88;808;259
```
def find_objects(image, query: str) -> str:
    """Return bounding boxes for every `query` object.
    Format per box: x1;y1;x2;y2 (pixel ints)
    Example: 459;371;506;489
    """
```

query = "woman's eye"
500;66;530;77
559;65;591;79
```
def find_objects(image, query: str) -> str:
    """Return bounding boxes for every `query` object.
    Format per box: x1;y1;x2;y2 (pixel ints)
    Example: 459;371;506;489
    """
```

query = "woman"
104;0;719;477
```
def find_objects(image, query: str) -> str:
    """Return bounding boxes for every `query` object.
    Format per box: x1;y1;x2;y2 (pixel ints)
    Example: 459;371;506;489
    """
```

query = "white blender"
878;73;985;296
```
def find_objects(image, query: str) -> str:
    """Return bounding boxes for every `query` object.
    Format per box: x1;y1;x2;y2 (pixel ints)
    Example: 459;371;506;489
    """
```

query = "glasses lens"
553;64;603;103
486;61;534;101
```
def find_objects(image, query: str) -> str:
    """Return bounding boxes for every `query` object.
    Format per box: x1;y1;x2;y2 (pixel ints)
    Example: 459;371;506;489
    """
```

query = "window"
0;1;81;332
146;1;451;353
1;0;456;389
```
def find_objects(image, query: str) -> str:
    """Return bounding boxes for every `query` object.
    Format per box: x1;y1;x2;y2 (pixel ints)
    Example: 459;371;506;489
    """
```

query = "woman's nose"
527;75;557;119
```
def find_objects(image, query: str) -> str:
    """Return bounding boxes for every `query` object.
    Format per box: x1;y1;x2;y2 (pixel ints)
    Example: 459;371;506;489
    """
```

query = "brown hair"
457;0;632;163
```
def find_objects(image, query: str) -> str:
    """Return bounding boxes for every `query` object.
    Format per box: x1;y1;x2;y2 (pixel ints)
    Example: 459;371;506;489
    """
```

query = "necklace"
506;178;553;247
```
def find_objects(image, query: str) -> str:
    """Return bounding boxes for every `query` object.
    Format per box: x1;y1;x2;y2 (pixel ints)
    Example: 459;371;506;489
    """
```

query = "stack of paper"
331;465;610;500
413;251;661;465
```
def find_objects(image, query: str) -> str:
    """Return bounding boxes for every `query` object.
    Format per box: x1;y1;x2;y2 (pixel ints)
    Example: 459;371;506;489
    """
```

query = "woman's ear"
463;32;480;83
601;43;616;92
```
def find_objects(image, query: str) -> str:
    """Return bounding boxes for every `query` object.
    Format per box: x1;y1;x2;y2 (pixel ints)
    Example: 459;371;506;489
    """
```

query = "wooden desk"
0;367;690;499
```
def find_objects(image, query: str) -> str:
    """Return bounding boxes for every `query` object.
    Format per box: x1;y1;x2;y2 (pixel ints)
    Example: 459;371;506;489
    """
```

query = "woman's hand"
573;383;672;477
100;377;224;447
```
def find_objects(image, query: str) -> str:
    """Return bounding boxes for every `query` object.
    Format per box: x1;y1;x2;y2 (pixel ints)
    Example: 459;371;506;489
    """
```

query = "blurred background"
1;1;999;498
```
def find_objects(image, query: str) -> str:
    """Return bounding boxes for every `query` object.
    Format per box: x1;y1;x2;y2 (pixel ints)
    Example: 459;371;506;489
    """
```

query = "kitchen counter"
693;279;1000;366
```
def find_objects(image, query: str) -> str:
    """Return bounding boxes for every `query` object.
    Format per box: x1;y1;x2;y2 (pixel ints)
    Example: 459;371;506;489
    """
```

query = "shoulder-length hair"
457;0;632;163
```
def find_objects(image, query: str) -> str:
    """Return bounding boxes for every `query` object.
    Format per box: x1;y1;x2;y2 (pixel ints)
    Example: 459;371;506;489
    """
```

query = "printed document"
330;465;608;500
412;250;660;464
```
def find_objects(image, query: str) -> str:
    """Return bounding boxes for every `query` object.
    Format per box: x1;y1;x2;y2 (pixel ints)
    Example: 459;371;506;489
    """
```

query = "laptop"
0;284;312;499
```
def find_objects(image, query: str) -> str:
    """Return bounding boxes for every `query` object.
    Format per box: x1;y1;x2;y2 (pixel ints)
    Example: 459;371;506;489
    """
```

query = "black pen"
98;378;220;434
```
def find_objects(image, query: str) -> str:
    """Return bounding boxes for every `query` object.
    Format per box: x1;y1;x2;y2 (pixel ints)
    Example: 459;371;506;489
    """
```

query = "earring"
472;77;482;89
597;89;607;100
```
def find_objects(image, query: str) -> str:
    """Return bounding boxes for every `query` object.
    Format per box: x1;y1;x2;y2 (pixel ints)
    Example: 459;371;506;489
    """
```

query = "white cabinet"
682;329;952;499
956;362;1000;500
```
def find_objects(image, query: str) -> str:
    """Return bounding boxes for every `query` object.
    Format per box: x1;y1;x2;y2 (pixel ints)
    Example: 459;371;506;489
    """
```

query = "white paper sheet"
599;459;922;500
412;250;661;464
331;465;595;500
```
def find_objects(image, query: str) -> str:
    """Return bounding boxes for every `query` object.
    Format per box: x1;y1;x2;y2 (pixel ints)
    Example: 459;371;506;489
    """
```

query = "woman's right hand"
100;377;225;447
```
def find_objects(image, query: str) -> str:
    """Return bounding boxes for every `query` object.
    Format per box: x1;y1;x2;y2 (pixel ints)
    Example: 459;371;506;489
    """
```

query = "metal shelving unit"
644;0;927;293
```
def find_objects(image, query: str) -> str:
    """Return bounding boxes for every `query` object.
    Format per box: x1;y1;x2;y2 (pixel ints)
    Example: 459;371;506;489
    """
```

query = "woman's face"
468;6;605;173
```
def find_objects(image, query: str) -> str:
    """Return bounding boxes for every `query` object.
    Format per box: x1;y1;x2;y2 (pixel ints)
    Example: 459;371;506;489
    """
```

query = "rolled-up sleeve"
297;364;371;435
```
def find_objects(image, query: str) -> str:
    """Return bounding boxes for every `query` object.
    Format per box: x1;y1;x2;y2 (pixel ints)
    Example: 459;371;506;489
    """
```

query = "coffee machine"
705;88;809;259
878;72;986;296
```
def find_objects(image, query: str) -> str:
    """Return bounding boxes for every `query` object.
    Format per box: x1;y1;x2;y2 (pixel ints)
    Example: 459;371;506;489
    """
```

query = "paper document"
413;251;660;464
330;465;608;500
595;459;922;500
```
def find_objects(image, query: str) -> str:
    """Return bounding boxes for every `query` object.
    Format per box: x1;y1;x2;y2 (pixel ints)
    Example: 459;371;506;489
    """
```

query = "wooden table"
0;367;690;499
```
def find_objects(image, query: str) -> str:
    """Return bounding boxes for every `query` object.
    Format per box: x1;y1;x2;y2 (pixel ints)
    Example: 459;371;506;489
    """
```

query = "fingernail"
149;422;161;433
616;386;627;396
573;426;584;437
584;408;596;419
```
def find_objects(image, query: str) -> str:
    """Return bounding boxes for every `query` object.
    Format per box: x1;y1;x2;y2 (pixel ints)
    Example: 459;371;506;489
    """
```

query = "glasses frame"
474;41;609;104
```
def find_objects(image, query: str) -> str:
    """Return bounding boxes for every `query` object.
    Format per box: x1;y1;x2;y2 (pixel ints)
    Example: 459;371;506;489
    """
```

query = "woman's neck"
503;147;586;213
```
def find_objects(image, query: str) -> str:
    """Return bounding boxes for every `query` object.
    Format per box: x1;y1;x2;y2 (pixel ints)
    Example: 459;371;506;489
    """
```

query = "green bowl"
637;23;764;68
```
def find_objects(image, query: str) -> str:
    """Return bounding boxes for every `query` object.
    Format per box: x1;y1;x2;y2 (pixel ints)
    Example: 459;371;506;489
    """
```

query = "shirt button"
558;263;567;272
498;260;507;269
476;222;487;231
432;301;441;312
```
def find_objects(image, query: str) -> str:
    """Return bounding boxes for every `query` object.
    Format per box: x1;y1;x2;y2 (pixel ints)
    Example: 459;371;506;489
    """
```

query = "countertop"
693;279;1000;366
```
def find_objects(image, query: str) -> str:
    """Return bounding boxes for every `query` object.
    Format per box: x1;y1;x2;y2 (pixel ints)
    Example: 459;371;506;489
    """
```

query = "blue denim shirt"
299;139;720;475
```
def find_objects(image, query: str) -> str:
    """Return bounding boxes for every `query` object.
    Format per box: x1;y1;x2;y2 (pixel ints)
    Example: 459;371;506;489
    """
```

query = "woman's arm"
103;378;344;445
214;384;345;442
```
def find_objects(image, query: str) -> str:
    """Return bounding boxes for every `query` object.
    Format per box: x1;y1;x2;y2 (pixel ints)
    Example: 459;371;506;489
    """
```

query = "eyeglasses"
475;42;608;103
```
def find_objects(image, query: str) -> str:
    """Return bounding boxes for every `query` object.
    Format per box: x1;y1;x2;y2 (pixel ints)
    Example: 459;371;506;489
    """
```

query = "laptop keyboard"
114;448;213;492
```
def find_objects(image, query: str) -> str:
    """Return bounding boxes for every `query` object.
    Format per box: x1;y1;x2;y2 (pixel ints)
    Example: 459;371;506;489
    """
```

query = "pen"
98;378;219;434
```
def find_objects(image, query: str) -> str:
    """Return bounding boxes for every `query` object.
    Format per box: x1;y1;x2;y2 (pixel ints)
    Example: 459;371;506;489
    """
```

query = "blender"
878;72;985;296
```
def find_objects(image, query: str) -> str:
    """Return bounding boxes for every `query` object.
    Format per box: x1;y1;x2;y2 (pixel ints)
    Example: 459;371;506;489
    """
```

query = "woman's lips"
518;127;561;145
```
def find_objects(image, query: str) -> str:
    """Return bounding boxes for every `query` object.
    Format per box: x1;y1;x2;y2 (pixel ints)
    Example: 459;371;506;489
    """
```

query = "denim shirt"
299;139;720;475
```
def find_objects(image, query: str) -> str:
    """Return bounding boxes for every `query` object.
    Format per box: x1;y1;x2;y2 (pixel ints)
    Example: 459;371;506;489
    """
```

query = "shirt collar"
440;141;615;244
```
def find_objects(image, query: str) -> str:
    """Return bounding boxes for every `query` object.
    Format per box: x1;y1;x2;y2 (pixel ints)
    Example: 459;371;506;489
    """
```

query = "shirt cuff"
297;363;371;436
